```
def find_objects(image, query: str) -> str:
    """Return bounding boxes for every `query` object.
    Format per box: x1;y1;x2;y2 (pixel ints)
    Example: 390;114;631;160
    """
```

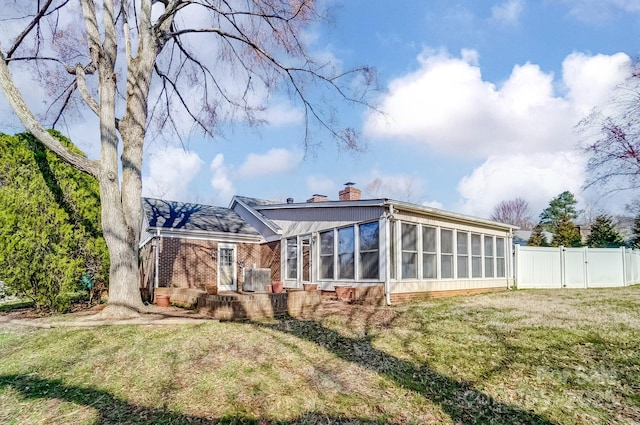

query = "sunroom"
246;195;516;304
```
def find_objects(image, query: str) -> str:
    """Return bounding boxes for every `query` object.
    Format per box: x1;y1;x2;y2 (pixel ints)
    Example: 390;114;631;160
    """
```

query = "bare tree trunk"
92;0;146;318
99;177;146;317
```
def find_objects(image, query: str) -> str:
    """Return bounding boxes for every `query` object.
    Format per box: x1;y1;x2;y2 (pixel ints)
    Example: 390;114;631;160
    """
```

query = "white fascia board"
231;197;282;234
387;200;518;232
255;198;387;211
145;226;264;244
139;234;154;248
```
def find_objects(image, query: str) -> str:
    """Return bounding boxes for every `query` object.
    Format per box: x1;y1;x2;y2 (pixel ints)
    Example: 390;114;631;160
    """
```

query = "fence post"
583;247;589;289
514;244;520;289
560;246;566;288
621;246;627;287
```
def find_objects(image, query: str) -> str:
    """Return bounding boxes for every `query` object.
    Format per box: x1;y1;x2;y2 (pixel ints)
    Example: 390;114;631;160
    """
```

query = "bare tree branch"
0;50;99;176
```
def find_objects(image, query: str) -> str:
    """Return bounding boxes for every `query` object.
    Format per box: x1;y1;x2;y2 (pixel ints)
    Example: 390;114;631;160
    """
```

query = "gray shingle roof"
233;195;281;208
143;198;261;236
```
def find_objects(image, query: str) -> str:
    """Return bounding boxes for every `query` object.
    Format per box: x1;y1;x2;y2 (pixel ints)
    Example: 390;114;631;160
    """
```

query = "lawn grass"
1;287;639;424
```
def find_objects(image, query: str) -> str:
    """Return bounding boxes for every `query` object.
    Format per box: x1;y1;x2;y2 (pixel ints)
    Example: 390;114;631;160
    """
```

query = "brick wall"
157;237;263;290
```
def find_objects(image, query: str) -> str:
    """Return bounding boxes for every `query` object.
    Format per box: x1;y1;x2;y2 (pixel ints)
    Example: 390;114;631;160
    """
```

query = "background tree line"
491;192;635;248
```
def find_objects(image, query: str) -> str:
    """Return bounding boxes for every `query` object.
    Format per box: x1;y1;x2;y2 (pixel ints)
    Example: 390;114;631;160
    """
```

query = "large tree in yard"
0;1;372;318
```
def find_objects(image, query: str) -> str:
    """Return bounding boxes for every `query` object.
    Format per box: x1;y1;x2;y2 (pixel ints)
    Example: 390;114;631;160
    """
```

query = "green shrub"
0;132;108;312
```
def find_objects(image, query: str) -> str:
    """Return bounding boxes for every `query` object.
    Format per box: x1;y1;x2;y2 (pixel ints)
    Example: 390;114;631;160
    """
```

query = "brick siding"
157;237;263;290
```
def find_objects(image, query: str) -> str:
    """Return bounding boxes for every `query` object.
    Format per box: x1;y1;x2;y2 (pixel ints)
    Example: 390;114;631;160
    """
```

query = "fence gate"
514;245;639;289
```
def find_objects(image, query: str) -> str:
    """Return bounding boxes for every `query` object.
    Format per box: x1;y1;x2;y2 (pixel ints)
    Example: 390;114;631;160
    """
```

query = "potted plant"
334;286;352;302
303;283;318;292
156;294;171;307
271;281;284;293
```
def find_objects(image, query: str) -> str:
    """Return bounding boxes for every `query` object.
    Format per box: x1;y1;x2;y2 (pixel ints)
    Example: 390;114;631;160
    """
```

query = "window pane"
441;229;453;254
485;257;494;278
338;227;354;279
472;257;482;278
359;222;379;251
319;230;334;279
496;237;505;278
402;252;417;279
471;234;482;255
423;253;436;279
320;256;334;280
422;226;436;252
286;238;297;279
359;222;379;280
390;223;396;279
484;236;494;257
360;252;379;279
497;258;505;278
320;231;334;255
401;223;417;251
496;237;505;257
484;236;494;278
457;232;468;254
457;255;468;278
441;255;453;279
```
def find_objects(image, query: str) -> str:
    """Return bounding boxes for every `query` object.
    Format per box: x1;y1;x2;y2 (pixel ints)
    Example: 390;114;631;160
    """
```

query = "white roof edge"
229;196;282;234
386;199;519;231
145;226;265;243
254;198;387;210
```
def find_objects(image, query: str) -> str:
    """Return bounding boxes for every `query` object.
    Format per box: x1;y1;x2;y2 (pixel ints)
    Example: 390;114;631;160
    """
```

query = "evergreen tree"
630;213;640;249
551;216;583;247
586;214;624;248
527;224;549;246
0;132;108;311
539;191;579;233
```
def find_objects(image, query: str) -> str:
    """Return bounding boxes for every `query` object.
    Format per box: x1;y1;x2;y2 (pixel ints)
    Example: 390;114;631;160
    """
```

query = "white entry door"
218;244;237;291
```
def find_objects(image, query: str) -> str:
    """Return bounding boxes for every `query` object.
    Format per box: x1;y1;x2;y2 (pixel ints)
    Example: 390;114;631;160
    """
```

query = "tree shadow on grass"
252;315;555;425
0;374;399;424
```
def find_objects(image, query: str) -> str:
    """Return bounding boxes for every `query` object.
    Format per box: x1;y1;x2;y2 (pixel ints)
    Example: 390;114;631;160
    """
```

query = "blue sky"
3;0;640;220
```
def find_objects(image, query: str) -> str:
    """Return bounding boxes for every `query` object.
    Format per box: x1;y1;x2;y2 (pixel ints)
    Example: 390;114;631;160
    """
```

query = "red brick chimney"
339;182;361;201
307;194;329;203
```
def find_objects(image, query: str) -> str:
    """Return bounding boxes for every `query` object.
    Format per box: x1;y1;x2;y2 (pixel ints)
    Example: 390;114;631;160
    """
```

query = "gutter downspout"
384;204;394;306
155;229;161;289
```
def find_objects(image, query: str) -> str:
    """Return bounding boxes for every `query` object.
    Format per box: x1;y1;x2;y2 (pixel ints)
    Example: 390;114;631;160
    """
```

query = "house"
139;185;517;305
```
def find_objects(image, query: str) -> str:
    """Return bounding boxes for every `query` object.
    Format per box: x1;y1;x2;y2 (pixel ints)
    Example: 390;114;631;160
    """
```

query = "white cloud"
210;154;236;205
456;152;586;218
237;148;303;178
562;51;631;116
142;147;203;201
491;0;525;26
306;175;336;198
559;0;640;23
364;49;630;159
364;49;632;216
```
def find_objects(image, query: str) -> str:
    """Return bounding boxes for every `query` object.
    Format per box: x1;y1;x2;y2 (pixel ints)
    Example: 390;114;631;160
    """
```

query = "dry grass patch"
1;288;640;424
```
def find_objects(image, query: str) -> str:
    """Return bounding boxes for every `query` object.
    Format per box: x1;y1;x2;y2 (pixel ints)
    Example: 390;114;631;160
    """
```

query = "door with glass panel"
218;245;236;291
301;237;312;283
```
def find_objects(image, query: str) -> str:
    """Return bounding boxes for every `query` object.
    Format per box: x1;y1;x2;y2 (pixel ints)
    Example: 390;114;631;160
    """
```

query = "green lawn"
1;287;639;424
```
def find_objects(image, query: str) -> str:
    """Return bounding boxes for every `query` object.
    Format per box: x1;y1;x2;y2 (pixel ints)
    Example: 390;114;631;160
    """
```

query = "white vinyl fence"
514;245;640;289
